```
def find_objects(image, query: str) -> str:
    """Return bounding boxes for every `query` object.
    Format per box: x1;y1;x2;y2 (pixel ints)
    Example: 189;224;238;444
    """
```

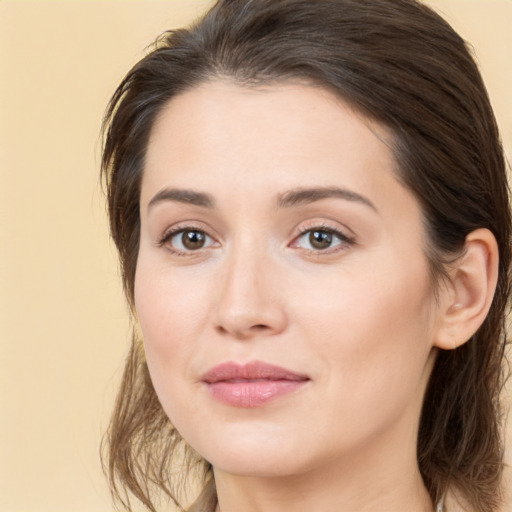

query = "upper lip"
201;360;310;383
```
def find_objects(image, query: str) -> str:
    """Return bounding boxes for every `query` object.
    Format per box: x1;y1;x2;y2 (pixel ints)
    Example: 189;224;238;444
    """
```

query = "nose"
214;246;288;340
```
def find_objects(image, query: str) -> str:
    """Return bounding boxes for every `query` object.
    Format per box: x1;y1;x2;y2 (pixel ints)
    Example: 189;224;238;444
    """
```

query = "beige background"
0;1;510;511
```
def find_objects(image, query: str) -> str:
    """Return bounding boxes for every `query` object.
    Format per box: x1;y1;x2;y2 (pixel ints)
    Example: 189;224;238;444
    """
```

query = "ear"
434;228;499;350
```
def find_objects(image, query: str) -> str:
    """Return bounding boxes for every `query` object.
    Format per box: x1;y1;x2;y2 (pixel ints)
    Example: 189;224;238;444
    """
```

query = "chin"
210;453;306;479
186;425;326;479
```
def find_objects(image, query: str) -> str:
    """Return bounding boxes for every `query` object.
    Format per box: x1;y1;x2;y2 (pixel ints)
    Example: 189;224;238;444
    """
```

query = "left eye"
293;229;349;251
166;229;215;252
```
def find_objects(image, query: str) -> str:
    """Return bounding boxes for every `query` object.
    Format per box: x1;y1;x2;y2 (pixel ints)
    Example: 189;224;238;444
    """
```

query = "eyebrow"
147;185;377;212
277;187;377;211
148;188;215;210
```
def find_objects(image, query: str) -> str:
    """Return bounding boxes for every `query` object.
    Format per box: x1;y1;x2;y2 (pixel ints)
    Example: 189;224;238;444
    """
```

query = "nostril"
215;325;229;335
215;323;272;339
252;324;270;331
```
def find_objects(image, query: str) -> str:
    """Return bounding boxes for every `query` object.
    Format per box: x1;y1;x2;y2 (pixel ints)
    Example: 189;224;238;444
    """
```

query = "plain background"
0;1;510;511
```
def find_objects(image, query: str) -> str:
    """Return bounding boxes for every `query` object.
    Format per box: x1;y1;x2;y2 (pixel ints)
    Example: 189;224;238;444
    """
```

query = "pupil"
309;230;332;249
183;230;205;250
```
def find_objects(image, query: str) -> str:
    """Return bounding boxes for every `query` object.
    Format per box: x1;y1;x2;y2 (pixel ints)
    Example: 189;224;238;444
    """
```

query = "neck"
213;413;434;512
214;466;433;512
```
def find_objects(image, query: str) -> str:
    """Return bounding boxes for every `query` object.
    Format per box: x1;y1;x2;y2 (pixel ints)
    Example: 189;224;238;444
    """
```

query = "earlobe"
434;228;499;350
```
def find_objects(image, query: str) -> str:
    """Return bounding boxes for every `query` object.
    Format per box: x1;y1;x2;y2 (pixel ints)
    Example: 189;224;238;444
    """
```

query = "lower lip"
206;380;308;407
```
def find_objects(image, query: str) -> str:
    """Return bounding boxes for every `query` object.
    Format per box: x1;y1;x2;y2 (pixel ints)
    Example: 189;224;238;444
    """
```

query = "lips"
201;361;310;408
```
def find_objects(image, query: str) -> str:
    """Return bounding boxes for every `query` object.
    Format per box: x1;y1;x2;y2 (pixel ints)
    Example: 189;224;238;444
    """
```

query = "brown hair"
101;1;511;510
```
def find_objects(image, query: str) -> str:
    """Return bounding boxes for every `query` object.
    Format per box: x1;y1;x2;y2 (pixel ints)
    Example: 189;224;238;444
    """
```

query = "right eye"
160;228;216;254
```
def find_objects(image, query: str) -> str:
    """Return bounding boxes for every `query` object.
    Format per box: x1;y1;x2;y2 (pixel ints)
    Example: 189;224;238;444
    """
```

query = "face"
135;81;441;479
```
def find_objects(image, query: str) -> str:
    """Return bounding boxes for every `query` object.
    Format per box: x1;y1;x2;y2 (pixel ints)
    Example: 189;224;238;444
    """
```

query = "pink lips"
201;361;309;408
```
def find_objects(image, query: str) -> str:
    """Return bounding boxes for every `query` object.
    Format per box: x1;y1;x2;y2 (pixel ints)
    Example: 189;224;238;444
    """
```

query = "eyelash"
157;223;356;257
291;224;356;254
157;224;217;256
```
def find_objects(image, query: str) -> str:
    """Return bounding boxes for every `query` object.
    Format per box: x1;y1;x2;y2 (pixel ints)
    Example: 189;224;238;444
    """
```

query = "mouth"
201;360;310;408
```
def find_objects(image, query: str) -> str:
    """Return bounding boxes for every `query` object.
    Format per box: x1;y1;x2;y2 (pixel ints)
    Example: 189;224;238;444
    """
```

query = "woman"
100;1;511;511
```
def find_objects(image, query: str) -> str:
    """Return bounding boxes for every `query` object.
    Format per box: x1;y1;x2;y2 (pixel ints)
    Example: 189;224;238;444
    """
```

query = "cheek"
296;253;436;400
133;270;208;434
133;258;212;401
296;256;434;340
135;256;210;341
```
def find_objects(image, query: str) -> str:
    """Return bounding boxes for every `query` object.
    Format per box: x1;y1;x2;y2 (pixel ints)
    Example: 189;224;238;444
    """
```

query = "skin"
135;80;470;512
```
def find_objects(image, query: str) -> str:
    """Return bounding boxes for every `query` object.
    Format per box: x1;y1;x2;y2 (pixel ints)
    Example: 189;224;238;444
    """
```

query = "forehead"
148;79;393;151
143;80;400;203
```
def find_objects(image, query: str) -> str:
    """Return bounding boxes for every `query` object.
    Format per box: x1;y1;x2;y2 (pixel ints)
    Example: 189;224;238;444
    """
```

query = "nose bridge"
215;234;286;338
